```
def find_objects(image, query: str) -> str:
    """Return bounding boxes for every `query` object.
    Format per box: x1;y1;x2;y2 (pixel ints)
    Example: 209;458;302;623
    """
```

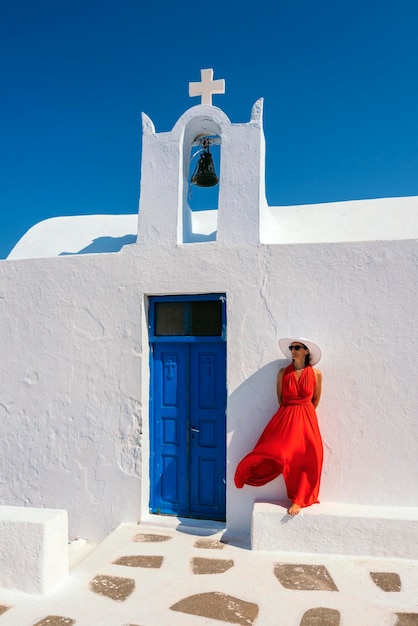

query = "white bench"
252;500;418;558
0;505;68;594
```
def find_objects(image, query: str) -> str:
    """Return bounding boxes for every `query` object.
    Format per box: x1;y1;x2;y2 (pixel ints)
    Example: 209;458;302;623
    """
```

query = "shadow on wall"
60;234;137;256
227;359;290;535
185;230;217;243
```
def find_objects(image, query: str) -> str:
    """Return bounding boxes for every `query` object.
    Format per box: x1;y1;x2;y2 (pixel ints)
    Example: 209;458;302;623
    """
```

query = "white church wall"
0;234;415;541
0;253;144;540
7;214;138;260
7;192;417;262
263;195;418;244
0;80;417;545
222;238;418;534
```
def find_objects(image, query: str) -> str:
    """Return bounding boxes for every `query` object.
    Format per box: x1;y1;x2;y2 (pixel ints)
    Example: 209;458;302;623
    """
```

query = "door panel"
150;341;226;520
189;343;226;519
152;344;189;515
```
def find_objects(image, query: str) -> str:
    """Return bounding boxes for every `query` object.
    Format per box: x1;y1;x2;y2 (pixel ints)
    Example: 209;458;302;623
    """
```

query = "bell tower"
137;69;268;247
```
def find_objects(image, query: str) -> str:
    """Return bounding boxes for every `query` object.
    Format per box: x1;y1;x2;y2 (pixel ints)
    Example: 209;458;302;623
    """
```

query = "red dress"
234;364;323;508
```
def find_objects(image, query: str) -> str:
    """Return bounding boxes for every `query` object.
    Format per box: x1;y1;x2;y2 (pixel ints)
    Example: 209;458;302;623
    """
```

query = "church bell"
190;139;219;188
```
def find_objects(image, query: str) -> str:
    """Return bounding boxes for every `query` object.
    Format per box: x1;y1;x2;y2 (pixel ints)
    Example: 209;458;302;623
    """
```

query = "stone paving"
0;523;417;625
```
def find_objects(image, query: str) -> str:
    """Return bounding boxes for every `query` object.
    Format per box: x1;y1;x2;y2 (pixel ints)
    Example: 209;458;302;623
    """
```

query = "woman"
234;337;323;516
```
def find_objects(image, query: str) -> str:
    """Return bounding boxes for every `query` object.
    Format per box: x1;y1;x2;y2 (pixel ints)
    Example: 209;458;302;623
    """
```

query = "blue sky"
1;0;418;259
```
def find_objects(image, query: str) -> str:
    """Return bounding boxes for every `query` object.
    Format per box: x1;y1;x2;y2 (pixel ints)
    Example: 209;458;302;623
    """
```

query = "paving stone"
32;617;76;626
89;574;135;602
394;614;418;626
370;571;401;592
0;606;11;617
132;533;171;543
113;555;164;568
170;591;259;625
300;607;341;625
191;556;234;574
274;564;338;591
194;538;225;550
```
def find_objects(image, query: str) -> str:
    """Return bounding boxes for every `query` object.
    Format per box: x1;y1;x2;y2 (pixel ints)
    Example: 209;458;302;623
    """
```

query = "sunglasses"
289;345;307;351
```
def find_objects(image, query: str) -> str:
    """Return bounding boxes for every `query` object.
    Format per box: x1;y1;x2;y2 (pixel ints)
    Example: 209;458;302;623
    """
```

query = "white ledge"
252;500;418;559
0;505;69;594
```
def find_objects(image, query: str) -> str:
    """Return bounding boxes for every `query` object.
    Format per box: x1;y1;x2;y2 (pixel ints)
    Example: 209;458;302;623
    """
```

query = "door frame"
148;293;227;520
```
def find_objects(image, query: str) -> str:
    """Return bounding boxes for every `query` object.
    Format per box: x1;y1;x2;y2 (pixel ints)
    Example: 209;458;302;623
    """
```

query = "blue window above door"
149;294;226;341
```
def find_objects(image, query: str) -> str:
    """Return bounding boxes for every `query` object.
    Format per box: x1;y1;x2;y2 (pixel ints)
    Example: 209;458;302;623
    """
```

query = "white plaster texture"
7;214;138;260
0;506;68;593
8;197;418;262
262;195;418;243
0;100;417;550
252;501;418;558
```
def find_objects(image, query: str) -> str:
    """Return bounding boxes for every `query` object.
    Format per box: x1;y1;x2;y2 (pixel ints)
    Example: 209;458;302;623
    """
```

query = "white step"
252;500;418;558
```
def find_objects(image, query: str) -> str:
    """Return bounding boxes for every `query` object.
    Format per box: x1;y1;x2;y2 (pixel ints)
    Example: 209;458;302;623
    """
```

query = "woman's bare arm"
312;368;322;408
276;368;285;404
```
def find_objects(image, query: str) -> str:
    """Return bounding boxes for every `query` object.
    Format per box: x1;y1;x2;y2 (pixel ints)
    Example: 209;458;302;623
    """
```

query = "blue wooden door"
150;341;226;520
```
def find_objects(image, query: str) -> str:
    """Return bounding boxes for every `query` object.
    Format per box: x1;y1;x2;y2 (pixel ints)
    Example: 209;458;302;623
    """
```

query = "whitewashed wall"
0;101;416;541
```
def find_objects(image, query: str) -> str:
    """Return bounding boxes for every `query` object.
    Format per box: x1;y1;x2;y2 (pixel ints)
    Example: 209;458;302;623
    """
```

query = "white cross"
189;68;225;106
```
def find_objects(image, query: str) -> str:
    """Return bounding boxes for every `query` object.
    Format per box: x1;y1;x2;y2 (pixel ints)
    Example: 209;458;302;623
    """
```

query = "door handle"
190;428;200;432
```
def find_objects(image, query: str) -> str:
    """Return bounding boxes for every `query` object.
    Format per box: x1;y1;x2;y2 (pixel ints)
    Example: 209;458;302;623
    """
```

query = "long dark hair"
302;344;311;367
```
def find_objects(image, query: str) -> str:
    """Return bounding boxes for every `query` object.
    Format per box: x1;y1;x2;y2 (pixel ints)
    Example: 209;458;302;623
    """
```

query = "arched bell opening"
181;120;222;244
187;136;220;242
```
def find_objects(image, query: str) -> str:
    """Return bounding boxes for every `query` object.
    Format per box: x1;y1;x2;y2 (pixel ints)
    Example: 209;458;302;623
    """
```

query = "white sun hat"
278;337;322;366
